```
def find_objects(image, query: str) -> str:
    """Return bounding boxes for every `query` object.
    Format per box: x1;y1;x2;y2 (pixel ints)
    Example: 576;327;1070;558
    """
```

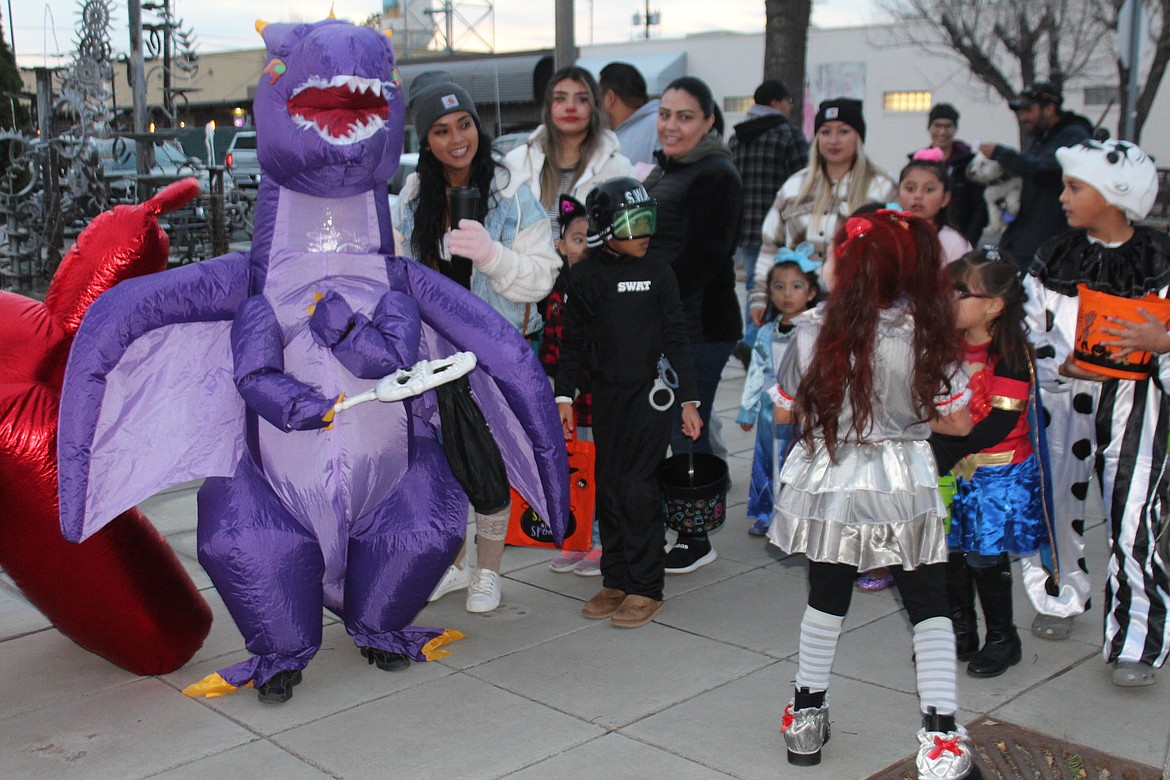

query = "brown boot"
610;594;664;628
582;587;626;619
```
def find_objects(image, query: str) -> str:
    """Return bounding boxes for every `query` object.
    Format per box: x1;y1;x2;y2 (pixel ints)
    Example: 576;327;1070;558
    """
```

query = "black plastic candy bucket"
658;451;730;533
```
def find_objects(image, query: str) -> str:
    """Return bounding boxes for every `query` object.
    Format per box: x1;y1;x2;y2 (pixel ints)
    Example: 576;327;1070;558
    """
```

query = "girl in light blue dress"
736;259;818;536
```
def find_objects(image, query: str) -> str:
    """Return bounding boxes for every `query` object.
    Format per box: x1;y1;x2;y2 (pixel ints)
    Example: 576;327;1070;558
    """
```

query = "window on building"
1084;86;1119;106
723;96;753;113
883;91;932;112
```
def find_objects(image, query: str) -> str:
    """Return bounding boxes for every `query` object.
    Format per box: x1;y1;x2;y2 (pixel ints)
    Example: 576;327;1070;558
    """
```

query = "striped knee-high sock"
913;616;958;716
795;606;844;693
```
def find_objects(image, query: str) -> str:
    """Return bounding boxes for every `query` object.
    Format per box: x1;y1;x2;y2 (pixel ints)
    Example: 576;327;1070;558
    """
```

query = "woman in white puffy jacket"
749;99;895;326
503;66;634;235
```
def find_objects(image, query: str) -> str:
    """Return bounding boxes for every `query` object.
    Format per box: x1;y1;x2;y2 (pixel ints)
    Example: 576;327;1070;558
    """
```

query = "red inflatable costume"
0;178;211;674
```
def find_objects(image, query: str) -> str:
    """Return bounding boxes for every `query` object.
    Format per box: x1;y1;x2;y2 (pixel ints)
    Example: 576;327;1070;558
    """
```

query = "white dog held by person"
967;151;1022;235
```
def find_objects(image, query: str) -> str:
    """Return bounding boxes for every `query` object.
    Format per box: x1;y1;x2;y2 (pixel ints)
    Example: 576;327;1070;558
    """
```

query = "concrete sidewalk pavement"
0;361;1167;779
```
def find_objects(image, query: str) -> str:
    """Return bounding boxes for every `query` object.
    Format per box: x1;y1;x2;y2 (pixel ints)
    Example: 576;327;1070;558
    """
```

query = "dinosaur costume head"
254;20;404;197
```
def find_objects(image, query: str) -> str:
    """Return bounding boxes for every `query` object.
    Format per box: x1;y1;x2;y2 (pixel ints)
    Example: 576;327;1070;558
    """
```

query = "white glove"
448;219;498;268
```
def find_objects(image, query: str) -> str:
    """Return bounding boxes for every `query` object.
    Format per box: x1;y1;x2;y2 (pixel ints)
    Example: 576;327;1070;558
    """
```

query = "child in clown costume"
1021;139;1170;687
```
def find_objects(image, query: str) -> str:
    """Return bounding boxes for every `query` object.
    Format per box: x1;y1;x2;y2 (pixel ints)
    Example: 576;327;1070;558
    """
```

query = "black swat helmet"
585;176;657;246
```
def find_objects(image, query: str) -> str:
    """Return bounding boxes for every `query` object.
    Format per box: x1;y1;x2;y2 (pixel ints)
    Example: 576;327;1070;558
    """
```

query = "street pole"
1120;0;1142;140
554;0;575;72
128;0;150;176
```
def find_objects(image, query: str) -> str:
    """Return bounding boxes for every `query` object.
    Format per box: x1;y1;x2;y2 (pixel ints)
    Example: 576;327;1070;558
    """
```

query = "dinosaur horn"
255;19;268;35
328;4;337;19
384;29;394;38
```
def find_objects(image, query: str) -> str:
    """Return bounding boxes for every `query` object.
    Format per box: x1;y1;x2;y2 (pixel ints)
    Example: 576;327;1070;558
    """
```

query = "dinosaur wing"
58;254;251;542
400;260;570;544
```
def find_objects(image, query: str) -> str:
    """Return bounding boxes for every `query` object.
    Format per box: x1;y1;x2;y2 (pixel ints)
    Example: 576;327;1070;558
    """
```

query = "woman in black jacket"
643;76;744;573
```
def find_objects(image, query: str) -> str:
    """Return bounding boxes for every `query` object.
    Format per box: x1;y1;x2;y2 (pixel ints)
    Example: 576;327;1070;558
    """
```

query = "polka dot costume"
1022;229;1170;668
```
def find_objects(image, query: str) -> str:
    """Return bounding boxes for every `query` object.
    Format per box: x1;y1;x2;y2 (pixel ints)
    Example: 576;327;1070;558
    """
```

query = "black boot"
257;669;303;703
945;552;979;662
361;646;411;672
967;557;1022;678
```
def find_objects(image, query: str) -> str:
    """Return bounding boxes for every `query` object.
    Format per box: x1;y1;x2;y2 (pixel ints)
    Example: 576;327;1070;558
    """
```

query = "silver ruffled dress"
767;305;970;570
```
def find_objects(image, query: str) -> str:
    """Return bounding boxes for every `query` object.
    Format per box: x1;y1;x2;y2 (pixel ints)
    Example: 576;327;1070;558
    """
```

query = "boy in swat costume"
555;177;702;628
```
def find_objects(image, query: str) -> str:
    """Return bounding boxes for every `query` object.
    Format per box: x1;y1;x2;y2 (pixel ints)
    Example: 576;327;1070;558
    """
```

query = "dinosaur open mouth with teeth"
288;75;391;145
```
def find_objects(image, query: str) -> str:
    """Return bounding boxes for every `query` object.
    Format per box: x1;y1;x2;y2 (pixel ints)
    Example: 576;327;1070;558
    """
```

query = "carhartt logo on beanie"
1056;140;1159;222
407;70;480;135
814;98;866;141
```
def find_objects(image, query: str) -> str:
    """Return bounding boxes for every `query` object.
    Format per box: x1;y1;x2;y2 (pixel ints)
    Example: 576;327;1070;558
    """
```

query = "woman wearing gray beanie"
393;71;560;614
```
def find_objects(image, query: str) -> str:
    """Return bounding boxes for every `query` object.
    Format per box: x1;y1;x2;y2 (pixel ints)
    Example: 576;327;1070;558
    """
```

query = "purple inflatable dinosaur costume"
57;18;568;702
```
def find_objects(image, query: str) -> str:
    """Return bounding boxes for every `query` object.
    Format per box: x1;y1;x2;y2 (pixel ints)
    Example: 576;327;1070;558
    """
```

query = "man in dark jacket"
728;80;809;365
980;82;1092;269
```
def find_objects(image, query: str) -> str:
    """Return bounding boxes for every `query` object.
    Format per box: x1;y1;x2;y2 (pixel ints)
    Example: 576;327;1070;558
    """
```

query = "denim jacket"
394;168;560;335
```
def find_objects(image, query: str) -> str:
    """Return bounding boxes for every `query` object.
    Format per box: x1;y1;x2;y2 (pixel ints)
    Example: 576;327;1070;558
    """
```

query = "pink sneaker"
548;550;588;573
573;547;602;577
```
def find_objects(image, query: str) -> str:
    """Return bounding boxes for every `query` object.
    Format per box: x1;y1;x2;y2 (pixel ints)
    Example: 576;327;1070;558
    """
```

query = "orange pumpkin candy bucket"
1073;284;1170;380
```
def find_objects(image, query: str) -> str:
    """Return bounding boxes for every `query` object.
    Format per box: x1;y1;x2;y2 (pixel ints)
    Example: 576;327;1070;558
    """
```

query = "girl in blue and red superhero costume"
931;249;1046;680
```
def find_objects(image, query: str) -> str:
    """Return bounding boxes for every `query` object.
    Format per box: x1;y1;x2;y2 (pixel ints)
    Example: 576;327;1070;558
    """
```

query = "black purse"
434;375;510;514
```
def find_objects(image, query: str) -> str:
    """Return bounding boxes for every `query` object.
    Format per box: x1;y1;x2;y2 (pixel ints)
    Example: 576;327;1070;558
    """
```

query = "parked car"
92;137;215;200
492;131;530;158
387;152;419;212
225;130;261;189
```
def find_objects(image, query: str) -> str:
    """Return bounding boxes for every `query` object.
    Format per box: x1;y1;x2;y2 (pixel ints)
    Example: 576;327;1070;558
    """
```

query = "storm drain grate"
866;716;1162;779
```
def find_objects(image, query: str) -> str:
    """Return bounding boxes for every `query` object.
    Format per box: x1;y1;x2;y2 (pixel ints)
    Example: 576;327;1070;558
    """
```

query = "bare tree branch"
880;0;1170;142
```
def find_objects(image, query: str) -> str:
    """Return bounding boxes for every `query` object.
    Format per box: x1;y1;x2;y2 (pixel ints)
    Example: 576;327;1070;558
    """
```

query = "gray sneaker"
1112;660;1157;687
781;700;830;766
1031;613;1073;640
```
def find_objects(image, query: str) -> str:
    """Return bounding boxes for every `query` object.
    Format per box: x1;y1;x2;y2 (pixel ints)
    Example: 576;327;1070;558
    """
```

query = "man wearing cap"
729;79;809;366
978;82;1092;268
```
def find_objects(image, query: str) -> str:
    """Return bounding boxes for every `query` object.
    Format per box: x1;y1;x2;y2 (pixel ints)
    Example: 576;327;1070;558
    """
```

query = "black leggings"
807;560;949;625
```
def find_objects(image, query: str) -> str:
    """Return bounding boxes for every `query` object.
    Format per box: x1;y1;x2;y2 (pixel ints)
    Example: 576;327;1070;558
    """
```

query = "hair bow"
837;215;871;255
912;147;945;163
775;241;821;272
875;208;914;230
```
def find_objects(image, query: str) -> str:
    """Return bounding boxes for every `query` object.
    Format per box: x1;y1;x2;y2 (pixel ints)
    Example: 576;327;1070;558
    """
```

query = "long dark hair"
797;211;956;460
538;66;604;210
948;248;1032;374
411;114;505;269
899;154;955;229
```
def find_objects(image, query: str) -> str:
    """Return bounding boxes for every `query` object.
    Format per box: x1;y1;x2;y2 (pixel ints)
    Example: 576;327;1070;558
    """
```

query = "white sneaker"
427;564;471;603
466;568;502;613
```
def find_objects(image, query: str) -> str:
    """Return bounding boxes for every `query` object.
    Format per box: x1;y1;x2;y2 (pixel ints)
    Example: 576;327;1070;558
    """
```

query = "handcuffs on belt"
649;354;679;411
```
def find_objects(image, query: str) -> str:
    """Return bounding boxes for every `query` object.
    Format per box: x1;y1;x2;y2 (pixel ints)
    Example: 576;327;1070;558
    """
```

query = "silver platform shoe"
781;699;830;766
916;710;979;779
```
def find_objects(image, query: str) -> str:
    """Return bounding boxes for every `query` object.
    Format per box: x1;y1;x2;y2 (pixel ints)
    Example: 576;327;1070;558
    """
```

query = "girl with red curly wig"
770;210;981;780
